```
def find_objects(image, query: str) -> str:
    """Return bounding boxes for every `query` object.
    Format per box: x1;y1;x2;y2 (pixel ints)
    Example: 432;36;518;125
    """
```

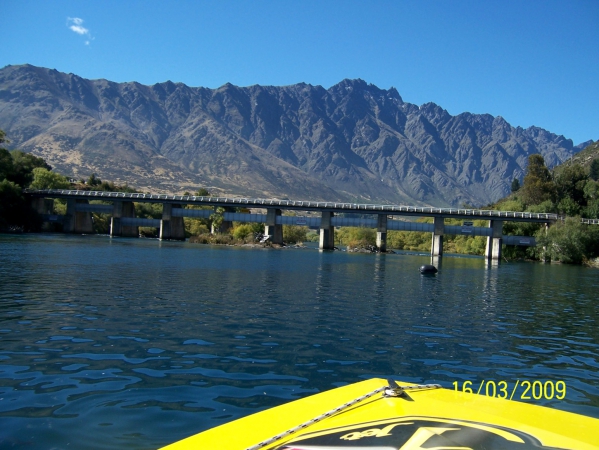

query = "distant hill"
0;64;590;206
552;140;598;176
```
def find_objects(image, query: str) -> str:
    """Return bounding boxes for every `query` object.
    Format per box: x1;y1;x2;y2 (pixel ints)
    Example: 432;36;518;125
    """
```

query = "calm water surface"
0;234;598;449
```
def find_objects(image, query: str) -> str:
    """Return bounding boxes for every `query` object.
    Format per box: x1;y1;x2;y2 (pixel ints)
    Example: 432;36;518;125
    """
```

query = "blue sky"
2;0;598;145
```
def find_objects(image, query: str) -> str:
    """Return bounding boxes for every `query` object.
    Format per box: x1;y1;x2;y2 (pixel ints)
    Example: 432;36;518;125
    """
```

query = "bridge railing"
25;188;596;223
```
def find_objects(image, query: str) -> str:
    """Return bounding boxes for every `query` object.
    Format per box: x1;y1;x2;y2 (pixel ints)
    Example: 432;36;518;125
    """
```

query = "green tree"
0;148;13;181
583;179;599;219
0;179;23;227
29;167;71;189
554;164;587;212
557;197;580;216
527;154;552;181
527;200;556;214
87;173;101;187
231;223;263;241
584;180;599;200
589;159;599;181
283;225;308;244
186;220;210;236
0;179;41;230
135;202;162;219
90;211;111;234
535;218;599;264
387;230;407;249
335;227;377;248
0;130;13;181
520;154;555;206
510;178;520;192
584;199;599;219
9;151;52;187
210;206;226;231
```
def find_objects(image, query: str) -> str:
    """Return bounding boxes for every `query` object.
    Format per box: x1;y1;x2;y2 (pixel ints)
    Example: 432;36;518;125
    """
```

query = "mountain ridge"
0;64;590;206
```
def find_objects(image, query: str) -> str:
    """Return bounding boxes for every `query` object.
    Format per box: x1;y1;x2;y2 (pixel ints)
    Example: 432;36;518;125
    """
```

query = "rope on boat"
245;381;442;450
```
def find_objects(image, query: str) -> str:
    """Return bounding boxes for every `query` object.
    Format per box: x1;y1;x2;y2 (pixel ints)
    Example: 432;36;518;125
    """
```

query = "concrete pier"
431;217;444;256
159;203;185;240
319;211;335;250
32;197;54;215
264;208;283;244
64;199;94;234
110;201;138;237
376;214;387;252
485;220;503;260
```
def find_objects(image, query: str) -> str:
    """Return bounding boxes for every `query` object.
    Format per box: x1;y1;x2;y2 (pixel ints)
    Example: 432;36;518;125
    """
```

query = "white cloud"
70;24;89;35
67;17;93;44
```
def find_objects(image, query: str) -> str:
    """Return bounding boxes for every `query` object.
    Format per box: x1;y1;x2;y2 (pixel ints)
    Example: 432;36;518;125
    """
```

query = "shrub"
535;218;599;264
335;227;376;248
232;223;260;241
189;233;235;245
29;167;70;190
283;225;308;244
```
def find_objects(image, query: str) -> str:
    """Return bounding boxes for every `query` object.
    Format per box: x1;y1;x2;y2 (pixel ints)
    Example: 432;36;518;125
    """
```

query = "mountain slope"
0;64;587;205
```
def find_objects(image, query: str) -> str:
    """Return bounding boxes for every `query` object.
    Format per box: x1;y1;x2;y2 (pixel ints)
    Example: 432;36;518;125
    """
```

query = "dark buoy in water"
420;264;438;274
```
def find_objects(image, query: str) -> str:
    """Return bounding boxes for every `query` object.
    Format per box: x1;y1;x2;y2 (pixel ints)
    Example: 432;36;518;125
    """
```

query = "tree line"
499;153;599;264
0;130;63;230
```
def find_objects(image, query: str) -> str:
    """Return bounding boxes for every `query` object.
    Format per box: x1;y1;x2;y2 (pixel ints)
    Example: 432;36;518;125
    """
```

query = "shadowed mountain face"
0;64;588;205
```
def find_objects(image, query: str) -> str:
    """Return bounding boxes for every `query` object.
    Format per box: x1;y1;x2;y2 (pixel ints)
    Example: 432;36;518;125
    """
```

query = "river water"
0;234;598;449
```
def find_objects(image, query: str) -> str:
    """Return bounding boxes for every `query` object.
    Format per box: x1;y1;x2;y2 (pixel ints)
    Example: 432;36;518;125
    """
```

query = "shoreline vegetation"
1;127;599;265
186;231;599;267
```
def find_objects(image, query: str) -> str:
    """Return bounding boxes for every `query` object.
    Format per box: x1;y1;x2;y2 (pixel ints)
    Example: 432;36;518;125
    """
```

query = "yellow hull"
162;378;599;450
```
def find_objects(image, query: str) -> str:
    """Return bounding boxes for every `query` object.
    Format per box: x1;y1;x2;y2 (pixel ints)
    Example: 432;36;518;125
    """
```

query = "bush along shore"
188;231;308;249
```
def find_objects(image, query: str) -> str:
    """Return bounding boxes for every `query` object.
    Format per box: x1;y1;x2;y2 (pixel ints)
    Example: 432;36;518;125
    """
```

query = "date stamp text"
452;380;566;400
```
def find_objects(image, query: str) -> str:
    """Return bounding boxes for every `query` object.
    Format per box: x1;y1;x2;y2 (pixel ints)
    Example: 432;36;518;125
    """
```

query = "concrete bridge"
25;189;561;260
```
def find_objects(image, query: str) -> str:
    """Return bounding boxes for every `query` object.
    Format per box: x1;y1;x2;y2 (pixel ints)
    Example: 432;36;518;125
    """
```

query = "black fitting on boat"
384;380;443;398
385;379;406;398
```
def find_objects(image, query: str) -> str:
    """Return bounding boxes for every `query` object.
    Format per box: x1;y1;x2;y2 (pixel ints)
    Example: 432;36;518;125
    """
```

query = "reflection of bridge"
25;189;559;260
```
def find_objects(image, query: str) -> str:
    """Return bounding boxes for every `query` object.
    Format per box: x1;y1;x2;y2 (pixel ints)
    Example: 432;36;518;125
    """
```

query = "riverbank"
187;233;403;254
188;232;308;249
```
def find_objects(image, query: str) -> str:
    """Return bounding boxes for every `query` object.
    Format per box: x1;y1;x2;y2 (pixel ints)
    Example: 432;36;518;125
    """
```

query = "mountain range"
0;64;591;206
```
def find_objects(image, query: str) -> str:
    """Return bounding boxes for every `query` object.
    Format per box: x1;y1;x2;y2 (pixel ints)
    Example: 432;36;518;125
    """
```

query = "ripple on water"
0;235;598;449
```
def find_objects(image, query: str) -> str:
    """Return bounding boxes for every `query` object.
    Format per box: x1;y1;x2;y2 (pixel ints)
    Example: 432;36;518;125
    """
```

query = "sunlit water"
0;234;598;449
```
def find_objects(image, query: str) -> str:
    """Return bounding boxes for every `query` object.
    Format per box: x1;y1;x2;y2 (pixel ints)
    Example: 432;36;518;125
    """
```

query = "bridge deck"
25;189;559;223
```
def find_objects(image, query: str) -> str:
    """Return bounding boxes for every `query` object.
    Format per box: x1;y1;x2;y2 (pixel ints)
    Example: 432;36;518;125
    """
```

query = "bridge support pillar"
32;197;54;215
431;217;444;257
111;201;138;237
64;199;94;234
160;203;185;240
485;220;503;260
319;211;335;250
211;207;234;234
376;214;387;252
265;208;283;244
